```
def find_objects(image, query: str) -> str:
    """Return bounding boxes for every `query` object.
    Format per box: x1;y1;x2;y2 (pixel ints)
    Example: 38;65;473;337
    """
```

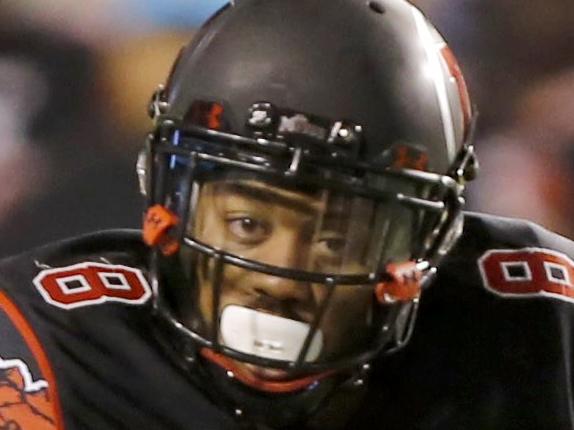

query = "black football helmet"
140;0;477;426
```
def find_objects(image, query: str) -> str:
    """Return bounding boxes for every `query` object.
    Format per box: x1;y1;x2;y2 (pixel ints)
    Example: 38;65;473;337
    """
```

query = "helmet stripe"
411;7;457;162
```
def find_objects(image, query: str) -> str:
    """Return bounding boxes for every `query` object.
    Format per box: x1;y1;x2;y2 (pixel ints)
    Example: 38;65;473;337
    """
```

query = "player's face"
191;179;380;374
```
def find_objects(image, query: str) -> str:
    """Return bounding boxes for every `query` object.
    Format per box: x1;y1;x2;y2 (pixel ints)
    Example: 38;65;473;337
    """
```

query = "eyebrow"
213;182;326;216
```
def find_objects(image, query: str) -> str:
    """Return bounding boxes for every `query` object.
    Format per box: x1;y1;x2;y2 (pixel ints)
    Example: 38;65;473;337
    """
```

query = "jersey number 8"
33;262;152;310
479;248;574;303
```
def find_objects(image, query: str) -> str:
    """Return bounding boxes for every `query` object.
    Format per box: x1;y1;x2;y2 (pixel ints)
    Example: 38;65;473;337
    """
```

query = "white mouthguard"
220;305;323;362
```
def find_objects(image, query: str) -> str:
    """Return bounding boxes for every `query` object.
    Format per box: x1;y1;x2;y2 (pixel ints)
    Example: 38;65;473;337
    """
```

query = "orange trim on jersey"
0;290;65;430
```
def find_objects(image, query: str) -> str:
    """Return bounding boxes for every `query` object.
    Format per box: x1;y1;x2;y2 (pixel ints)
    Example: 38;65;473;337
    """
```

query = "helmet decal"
185;100;227;130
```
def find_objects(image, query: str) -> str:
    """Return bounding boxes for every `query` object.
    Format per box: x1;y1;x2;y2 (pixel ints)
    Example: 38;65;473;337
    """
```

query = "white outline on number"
55;274;92;294
33;262;152;310
500;261;532;282
98;272;132;291
478;247;574;304
0;355;48;393
544;261;571;287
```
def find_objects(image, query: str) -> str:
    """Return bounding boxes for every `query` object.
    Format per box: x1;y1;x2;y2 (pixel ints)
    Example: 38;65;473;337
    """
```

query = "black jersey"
1;213;573;429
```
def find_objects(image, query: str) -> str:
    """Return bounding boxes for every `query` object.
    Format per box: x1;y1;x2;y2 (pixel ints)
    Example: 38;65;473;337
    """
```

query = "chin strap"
200;348;337;394
375;261;426;304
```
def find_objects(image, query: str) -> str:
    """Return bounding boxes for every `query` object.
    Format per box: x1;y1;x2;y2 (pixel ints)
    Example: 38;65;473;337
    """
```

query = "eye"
317;236;346;256
227;216;270;243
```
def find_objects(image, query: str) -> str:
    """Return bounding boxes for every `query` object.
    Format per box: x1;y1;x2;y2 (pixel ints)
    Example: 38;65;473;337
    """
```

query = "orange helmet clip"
375;261;423;304
143;205;180;256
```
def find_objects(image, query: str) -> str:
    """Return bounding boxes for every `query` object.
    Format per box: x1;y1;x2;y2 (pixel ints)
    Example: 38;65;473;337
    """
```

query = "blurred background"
0;0;573;257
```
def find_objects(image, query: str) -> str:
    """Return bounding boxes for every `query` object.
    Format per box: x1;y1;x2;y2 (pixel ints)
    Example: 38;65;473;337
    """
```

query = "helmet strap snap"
375;261;423;304
143;205;180;256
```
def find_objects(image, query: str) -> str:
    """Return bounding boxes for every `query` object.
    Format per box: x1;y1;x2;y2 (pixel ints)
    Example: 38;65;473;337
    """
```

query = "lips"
243;363;293;381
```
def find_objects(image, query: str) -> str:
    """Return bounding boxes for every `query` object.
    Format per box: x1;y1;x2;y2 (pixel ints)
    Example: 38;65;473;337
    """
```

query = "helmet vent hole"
368;1;386;14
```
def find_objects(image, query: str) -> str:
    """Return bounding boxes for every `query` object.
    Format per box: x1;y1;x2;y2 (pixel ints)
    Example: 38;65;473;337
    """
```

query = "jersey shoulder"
0;229;152;341
462;211;574;254
0;229;149;304
364;216;574;429
0;230;154;430
438;212;574;303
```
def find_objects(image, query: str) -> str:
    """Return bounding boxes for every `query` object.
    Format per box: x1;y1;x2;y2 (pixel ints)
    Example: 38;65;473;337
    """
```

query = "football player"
1;0;574;429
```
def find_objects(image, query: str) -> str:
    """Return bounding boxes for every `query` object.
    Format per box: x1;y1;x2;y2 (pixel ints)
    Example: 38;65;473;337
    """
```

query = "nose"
259;229;307;270
252;273;311;301
249;231;315;315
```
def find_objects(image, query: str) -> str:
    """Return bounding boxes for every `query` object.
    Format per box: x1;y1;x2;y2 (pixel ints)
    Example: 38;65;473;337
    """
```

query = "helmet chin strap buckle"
143;205;180;256
375;261;423;304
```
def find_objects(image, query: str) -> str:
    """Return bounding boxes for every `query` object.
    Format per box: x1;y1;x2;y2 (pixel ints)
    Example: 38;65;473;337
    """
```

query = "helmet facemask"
143;118;467;385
